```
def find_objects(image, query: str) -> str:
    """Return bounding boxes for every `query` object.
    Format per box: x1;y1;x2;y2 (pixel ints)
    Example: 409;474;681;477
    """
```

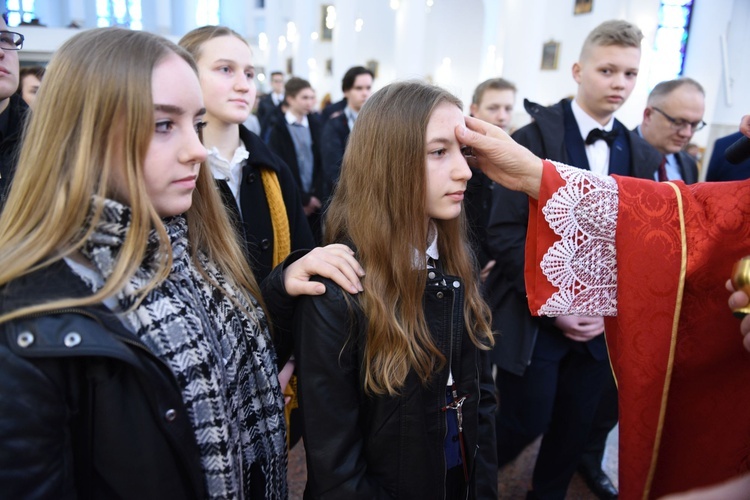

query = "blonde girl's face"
424;102;472;223
195;35;256;126
114;53;207;218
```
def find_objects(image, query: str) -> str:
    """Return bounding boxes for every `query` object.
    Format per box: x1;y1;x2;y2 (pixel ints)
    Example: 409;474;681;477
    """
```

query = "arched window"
96;0;143;30
649;0;694;89
5;0;35;26
196;0;220;26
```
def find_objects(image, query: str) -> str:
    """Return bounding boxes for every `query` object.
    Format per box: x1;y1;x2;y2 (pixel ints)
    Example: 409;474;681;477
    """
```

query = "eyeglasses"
651;106;706;132
0;31;24;50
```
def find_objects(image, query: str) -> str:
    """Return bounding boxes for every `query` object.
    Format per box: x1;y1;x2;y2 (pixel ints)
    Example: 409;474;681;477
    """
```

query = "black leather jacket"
0;259;297;498
286;265;498;499
0;262;206;498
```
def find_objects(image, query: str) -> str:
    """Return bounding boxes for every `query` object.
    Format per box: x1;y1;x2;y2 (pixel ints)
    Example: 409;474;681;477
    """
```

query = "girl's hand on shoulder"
283;244;365;297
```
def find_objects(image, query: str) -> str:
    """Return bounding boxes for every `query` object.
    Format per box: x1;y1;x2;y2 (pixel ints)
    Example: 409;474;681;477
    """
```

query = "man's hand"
726;279;750;352
304;196;322;216
479;259;496;283
554;315;606;342
456;116;544;199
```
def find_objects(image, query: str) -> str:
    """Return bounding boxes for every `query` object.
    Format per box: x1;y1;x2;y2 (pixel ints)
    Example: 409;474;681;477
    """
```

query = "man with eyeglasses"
0;14;27;209
637;77;705;184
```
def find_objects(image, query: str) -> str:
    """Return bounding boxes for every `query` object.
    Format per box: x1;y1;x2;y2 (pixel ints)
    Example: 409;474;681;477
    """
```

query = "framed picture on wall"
541;41;560;70
321;4;334;41
366;59;379;79
574;0;593;15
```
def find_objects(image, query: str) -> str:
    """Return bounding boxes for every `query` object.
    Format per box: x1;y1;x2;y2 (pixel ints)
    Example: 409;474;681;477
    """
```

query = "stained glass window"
649;0;694;89
5;0;35;26
96;0;143;30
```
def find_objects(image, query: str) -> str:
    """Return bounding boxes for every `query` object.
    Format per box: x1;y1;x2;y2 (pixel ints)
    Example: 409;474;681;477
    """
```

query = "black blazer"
632;125;700;184
706;131;750;182
319;111;350;204
486;98;662;375
0;94;29;208
256;94;281;134
216;126;315;282
267;114;324;206
674;150;699;184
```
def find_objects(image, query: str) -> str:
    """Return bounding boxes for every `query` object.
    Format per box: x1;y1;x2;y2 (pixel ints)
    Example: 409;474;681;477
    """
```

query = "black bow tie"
585;128;619;146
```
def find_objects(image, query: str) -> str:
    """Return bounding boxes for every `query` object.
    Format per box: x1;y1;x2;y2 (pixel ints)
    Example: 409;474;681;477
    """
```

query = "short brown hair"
285;77;312;99
471;78;516;106
17;66;45;95
580;20;643;60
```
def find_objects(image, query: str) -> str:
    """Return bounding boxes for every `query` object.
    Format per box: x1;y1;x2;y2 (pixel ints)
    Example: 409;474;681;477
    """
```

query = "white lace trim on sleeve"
537;161;619;316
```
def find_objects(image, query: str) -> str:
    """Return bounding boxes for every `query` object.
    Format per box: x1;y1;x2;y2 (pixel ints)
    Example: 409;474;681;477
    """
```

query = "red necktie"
658;156;668;182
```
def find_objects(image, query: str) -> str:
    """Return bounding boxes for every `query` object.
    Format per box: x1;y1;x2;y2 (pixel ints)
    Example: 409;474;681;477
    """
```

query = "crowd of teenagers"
0;13;749;500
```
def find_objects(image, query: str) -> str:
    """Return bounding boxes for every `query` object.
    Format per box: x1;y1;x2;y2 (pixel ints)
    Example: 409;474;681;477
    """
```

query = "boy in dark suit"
486;20;661;499
268;77;324;243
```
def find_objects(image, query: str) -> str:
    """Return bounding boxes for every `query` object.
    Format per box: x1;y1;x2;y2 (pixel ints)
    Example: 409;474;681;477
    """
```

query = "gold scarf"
260;167;299;449
260;168;291;266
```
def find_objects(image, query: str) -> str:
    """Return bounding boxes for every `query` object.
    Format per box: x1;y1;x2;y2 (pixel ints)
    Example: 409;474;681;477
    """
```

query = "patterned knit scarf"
78;199;288;499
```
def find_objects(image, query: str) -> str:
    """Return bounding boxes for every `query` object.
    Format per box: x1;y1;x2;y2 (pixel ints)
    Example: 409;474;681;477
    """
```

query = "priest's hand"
456;116;544;199
726;279;750;353
283;244;365;296
554;315;605;342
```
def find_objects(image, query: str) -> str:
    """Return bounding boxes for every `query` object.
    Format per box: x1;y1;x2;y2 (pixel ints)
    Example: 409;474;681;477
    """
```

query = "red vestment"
525;161;750;499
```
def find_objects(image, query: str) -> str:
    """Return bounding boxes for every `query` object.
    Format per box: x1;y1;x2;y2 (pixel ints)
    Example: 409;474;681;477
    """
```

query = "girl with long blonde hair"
0;28;361;499
291;81;498;498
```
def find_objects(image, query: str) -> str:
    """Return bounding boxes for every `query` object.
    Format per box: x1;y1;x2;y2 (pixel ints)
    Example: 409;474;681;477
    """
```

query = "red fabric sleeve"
523;165;750;498
525;160;568;315
613;177;750;498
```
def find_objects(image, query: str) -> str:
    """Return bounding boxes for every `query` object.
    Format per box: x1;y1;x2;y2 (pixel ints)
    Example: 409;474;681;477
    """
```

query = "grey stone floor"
287;426;619;499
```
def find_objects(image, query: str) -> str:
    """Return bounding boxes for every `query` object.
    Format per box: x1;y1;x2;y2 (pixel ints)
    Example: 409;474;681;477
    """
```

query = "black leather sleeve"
473;348;499;499
293;279;391;499
260;249;309;368
0;344;76;498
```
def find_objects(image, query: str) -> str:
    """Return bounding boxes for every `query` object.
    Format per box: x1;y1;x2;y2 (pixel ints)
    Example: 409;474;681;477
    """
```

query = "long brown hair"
0;28;262;322
325;81;493;396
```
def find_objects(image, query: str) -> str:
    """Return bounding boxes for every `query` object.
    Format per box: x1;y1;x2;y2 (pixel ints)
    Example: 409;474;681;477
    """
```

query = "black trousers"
496;330;612;500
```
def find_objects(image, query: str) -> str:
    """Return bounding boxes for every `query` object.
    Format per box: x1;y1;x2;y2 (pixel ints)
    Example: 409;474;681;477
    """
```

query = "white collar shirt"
572;99;615;177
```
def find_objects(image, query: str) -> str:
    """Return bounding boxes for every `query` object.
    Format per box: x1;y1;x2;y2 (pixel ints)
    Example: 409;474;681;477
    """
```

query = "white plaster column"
479;0;504;81
264;0;286;77
394;0;427;79
290;0;316;80
330;0;358;93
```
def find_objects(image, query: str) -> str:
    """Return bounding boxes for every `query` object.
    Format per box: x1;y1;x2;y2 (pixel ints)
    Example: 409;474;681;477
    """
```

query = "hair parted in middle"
0;27;262;323
178;25;250;61
325;80;494;396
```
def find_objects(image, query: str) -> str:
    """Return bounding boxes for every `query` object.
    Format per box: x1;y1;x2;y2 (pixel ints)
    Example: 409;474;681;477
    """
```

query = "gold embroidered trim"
643;182;687;499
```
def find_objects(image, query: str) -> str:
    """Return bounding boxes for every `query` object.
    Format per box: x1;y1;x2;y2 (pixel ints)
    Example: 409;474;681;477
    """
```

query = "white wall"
13;0;748;150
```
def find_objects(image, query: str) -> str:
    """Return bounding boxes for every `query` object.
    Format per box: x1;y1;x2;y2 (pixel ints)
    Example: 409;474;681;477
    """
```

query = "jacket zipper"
444;280;456;500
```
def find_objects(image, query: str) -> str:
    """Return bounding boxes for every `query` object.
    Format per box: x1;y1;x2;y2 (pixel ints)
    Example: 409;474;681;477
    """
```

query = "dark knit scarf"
77;198;288;499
